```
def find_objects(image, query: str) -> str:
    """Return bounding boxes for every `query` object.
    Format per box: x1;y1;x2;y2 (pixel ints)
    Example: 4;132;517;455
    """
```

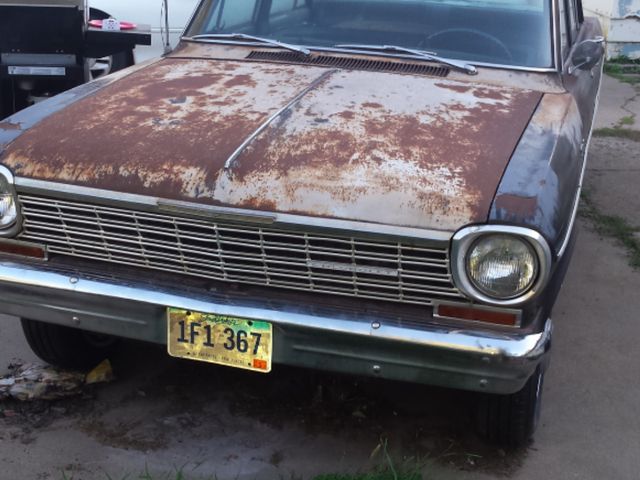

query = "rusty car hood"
0;57;542;231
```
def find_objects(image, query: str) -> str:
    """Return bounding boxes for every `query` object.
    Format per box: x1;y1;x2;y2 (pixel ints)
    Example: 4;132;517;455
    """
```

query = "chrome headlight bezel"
451;225;552;306
0;165;21;238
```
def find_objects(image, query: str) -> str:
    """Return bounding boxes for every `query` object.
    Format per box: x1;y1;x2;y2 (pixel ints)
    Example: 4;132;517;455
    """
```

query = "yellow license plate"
167;308;272;373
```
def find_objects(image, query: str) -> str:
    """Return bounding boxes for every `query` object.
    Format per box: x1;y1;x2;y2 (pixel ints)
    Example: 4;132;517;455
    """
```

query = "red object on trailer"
88;19;137;30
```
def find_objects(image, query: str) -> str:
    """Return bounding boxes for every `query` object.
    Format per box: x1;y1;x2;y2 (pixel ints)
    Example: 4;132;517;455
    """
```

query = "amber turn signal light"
0;240;47;260
436;304;519;327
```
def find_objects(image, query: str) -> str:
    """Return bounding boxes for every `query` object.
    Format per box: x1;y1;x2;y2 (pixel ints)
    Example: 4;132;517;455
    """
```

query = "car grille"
17;195;464;306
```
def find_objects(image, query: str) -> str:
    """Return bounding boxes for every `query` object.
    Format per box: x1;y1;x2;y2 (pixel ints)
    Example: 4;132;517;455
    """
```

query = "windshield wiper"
334;44;477;75
189;33;311;56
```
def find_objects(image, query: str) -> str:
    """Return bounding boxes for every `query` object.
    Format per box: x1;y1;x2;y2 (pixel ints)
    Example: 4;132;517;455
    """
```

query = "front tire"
476;366;544;447
21;319;118;370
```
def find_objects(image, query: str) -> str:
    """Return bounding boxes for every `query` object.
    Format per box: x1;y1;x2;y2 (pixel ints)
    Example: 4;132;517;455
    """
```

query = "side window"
213;1;258;30
271;0;296;14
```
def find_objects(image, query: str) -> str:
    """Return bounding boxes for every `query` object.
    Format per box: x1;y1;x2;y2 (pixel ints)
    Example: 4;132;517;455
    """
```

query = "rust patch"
337;111;356;120
224;74;257;88
434;83;508;101
471;88;509;101
529;93;574;130
434;82;471;94
0;121;22;131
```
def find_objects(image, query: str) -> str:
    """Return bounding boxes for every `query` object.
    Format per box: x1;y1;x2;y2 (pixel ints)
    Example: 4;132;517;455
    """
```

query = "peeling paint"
1;56;541;231
219;70;541;229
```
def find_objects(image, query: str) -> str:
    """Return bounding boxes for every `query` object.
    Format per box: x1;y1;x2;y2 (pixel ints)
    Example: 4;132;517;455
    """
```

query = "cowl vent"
246;50;450;77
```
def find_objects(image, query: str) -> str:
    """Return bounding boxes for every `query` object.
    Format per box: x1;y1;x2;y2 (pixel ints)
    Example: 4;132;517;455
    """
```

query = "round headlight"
466;234;538;299
0;167;17;229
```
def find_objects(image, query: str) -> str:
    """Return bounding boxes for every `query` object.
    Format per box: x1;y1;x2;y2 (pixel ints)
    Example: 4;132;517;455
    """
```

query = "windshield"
186;0;553;69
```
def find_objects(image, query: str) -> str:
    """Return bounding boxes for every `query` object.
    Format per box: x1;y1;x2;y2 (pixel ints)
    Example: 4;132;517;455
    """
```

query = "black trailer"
0;0;151;118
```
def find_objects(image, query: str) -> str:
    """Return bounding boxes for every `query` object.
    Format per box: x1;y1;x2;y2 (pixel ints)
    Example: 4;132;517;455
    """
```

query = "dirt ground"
1;75;640;479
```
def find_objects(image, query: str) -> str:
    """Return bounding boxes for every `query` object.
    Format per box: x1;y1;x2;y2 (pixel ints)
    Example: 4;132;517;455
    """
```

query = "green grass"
592;127;640;142
619;115;635;126
580;192;640;269
61;465;218;480
313;473;421;480
604;63;640;85
60;440;423;480
62;470;420;480
607;55;640;65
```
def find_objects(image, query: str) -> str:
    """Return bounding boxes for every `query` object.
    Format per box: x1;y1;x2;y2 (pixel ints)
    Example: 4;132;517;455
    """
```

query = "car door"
562;0;603;139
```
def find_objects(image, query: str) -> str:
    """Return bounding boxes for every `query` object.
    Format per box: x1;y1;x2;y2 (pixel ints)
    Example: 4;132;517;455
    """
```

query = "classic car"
0;0;603;446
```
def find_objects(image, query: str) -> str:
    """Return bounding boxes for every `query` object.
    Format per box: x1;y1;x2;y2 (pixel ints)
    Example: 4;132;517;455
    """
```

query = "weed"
619;115;635;126
607;56;640;65
592;127;640;142
59;465;214;480
313;438;422;480
103;472;130;480
604;64;640;85
580;191;640;269
312;474;420;480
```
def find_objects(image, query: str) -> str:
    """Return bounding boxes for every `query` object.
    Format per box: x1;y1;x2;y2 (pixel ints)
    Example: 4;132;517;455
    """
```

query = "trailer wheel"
475;366;544;447
21;318;118;370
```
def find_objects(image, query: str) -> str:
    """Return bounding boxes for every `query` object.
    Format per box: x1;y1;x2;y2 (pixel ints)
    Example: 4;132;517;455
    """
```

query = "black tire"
476;366;544;447
21;318;118;370
89;50;133;80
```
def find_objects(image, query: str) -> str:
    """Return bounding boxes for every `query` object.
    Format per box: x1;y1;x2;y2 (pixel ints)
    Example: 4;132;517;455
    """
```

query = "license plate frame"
167;308;272;373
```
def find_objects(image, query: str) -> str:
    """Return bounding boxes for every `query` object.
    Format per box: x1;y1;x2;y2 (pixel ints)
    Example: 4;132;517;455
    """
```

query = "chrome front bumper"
0;258;552;394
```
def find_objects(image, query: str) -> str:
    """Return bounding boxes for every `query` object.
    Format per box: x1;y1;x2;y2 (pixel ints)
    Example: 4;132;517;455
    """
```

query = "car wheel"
475;366;544;447
89;50;133;80
21;318;118;370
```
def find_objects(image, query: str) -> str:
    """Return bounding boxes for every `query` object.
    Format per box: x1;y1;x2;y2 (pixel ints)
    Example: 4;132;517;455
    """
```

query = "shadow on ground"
2;339;527;478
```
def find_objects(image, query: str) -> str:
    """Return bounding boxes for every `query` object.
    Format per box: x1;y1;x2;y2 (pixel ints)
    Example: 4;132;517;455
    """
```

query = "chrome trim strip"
0;165;21;238
14;177;157;206
13;177;454;243
552;0;561;70
450;225;553;307
223;69;336;171
0;259;552;361
0;165;14;185
557;60;604;258
157;198;277;224
180;39;559;74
